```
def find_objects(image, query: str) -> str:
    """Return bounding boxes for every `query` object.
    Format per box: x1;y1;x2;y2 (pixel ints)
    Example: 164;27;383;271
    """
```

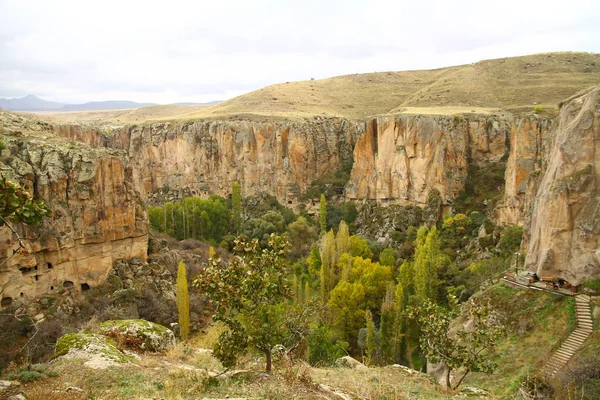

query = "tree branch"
0;215;26;249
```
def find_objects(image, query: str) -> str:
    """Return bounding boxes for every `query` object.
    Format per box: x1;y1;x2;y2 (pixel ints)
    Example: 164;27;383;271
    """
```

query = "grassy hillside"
22;104;212;125
174;52;600;120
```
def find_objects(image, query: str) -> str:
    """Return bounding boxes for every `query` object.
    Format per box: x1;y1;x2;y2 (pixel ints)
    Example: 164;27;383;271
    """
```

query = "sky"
0;0;599;104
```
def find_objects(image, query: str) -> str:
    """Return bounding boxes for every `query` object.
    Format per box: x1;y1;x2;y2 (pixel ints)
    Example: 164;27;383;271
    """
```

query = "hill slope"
175;52;600;120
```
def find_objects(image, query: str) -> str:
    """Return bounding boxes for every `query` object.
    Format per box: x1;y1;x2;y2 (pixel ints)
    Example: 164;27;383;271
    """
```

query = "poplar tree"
232;181;242;232
304;281;310;304
365;309;378;366
413;226;431;300
393;277;406;361
176;260;190;341
335;220;351;260
319;194;327;233
320;230;336;303
379;282;396;364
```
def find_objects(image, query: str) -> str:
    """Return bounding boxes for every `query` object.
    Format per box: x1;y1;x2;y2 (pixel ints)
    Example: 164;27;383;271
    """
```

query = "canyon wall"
57;118;363;206
523;87;600;284
346;115;509;206
0;115;148;305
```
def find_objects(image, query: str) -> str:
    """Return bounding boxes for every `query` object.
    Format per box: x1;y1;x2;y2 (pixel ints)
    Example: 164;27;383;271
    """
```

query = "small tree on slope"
176;260;190;341
408;294;504;390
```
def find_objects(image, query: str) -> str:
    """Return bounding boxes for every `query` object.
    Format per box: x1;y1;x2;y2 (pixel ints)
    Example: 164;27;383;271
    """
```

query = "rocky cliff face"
0;113;148;306
346;115;510;206
57;118;363;206
523;88;600;284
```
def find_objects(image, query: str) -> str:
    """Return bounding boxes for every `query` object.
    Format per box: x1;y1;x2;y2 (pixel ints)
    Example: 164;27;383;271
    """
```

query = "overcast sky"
0;0;599;104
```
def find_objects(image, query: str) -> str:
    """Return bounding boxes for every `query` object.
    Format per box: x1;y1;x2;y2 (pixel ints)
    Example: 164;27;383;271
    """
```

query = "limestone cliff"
347;114;511;205
56;118;363;206
524;87;600;284
0;113;148;305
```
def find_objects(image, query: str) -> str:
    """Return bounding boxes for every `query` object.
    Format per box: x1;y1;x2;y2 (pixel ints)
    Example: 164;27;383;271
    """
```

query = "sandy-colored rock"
346;115;509;206
100;319;174;352
0;120;147;305
524;87;600;284
56;118;363;207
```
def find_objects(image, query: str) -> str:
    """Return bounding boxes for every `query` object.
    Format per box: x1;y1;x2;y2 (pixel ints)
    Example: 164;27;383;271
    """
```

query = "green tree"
335;220;351;260
365;309;378;365
231;181;242;232
287;216;317;258
193;234;293;372
392;279;406;361
320;230;336;304
319;194;327;234
307;246;322;279
148;206;166;232
307;325;349;366
408;294;505;390
0;178;52;250
379;247;396;267
328;280;366;346
379;282;396;364
413;226;444;301
349;235;373;259
176;260;190;341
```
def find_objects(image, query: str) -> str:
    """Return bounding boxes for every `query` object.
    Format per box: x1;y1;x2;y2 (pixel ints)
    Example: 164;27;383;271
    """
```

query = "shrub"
534;105;544;114
17;370;45;382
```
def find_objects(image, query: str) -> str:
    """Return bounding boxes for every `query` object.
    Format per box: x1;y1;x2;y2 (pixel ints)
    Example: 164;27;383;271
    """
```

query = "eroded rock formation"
524;87;600;284
57;118;363;206
0;115;147;305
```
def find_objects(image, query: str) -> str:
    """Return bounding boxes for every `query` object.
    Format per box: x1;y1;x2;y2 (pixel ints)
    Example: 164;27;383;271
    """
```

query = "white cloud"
0;0;598;103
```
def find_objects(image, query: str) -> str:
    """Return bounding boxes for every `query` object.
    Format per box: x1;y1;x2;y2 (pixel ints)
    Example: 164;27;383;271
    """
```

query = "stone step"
570;331;591;339
556;348;576;356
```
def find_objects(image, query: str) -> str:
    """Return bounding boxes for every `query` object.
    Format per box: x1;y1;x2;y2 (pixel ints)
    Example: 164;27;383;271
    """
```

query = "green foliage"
335;220;351;260
148;206;165;232
286;216;318;258
306;246;322;279
469;257;505;288
231;181;242;232
349;235;373;259
453;163;507;214
151;196;230;242
413;226;445;301
193;234;295;372
320;230;336;304
379;248;396;267
408;294;505;389
307;325;349;365
365;309;378;366
17;370;45;382
176;260;190;341
319;194;327;234
534;105;544;113
498;225;523;258
0;178;52;226
303;168;353;201
379;283;396;364
328;280;366;346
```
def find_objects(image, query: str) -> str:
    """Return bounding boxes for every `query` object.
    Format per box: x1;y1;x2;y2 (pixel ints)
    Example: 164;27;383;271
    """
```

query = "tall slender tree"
176;260;190;341
379;282;396;364
232;181;242;232
319;194;327;234
365;309;378;365
320;230;336;303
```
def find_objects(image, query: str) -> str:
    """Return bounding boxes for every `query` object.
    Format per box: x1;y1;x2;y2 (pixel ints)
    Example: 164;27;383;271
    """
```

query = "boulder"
100;319;174;352
335;356;367;370
54;333;129;369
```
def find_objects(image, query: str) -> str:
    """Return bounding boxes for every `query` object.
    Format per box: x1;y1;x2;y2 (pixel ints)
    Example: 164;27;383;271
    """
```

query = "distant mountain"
0;95;65;110
58;101;155;111
0;95;220;112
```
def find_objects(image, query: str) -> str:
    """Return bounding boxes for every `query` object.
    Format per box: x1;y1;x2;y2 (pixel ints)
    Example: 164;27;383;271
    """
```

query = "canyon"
1;85;599;306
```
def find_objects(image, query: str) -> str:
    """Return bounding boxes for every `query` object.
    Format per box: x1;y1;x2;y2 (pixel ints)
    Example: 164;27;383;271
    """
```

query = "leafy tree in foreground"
408;294;504;390
176;260;190;341
0;178;52;249
193;234;293;372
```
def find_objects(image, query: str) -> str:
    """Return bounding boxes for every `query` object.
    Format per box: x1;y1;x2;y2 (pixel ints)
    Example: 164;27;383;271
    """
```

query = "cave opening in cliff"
81;283;90;291
47;262;53;269
50;286;54;291
34;275;39;281
1;297;12;307
19;266;33;274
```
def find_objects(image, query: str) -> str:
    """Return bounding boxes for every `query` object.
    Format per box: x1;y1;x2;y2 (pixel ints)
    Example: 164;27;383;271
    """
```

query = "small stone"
9;394;27;400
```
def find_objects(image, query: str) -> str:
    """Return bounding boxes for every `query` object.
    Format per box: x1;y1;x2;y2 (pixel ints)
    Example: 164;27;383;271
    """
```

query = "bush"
534;105;544;114
17;370;45;382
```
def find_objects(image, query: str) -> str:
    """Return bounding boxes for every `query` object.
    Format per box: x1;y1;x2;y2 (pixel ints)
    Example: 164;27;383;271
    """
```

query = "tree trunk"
264;349;272;373
446;367;452;389
452;369;470;390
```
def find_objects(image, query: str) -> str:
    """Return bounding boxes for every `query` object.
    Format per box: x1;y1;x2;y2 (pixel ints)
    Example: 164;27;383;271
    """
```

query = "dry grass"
171;51;600;121
22;104;212;125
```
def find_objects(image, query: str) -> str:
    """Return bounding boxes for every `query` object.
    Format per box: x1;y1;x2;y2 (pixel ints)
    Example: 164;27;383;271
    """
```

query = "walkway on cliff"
541;294;593;378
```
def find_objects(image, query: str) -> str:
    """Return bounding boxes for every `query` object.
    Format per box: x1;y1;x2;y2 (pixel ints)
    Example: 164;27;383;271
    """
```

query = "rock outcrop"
56;118;363;206
0;113;148;305
523;87;600;284
346;115;509;206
